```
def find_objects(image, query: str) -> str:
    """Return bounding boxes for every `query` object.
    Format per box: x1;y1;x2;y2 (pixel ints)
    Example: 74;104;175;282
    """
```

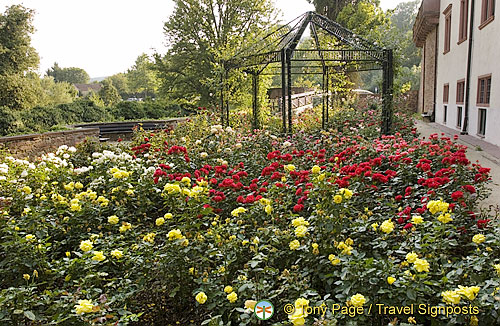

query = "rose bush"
0;106;499;326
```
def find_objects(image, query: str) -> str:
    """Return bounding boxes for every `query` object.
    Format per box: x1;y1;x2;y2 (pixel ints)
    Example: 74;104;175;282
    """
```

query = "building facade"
414;0;499;146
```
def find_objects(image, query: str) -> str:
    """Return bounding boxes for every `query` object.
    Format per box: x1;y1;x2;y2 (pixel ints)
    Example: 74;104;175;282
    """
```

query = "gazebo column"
252;72;259;130
382;49;394;135
286;48;292;134
281;49;287;134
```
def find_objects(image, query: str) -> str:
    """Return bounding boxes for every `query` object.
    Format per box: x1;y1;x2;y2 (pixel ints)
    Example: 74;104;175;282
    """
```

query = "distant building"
414;0;498;146
74;83;102;97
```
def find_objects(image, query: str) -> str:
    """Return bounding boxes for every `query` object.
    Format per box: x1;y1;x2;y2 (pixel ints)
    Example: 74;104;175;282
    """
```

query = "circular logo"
254;300;274;320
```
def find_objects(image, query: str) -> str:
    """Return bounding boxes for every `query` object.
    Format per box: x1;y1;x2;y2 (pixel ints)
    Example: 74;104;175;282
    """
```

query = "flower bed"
0;107;498;326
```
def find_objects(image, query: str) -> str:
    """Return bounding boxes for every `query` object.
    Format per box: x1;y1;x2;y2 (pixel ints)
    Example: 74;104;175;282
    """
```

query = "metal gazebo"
222;11;394;135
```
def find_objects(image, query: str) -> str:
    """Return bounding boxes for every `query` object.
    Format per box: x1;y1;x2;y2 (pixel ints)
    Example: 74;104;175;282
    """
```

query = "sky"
1;0;406;78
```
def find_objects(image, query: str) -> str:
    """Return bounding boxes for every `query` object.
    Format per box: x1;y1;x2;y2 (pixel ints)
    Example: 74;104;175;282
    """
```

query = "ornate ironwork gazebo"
222;11;394;135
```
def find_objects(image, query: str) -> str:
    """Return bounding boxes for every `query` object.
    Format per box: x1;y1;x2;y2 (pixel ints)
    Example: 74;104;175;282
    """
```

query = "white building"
413;0;499;146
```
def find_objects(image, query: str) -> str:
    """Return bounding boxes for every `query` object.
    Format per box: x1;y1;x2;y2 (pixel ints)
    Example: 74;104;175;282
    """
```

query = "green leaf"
24;311;36;320
406;289;417;301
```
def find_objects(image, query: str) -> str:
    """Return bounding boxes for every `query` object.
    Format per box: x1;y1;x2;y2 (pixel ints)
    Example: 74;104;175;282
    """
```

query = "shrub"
0;107;498;326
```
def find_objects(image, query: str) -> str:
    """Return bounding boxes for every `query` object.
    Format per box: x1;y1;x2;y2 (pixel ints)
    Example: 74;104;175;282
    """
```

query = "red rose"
462;185;476;193
451;191;464;201
403;223;413;229
293;204;304;212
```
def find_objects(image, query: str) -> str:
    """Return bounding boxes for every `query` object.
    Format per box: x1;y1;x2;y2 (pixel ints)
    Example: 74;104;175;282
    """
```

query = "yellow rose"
75;299;94;314
224;286;233;293
110;249;123;259
339;188;353;199
442;290;461;304
350;294;366;307
79;240;93;252
380;219;395;234
25;234;35;241
411;215;423;224
164;213;173;219
472;234;485;244
294;225;307;238
227;291;238;303
414;258;430;273
119;222;132;233
91;251;106;262
289;240;300;250
143;233;156;243
292;217;309;227
406;252;418;263
231;207;247;217
245;300;257;310
155;217;165;226
456;286;480;300
195;292;207;304
311;165;321;174
387;277;396;285
168;229;183;240
494;264;500;275
333;195;342;204
437;213;453;223
329;254;340;265
108;215;119;225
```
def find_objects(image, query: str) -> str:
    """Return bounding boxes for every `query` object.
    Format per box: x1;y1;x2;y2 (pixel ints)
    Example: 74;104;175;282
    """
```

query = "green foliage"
156;0;276;107
0;5;40;110
127;54;159;98
106;73;130;99
0;5;39;75
98;80;121;106
336;0;389;41
0;108;498;325
307;0;366;20
0;98;196;136
46;63;90;84
32;76;78;107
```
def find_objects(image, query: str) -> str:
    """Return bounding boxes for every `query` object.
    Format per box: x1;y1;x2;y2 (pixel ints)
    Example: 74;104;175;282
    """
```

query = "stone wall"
0;128;99;159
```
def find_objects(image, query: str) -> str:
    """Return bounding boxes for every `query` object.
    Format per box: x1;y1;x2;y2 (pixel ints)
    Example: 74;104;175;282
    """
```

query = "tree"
388;0;421;69
127;54;159;98
0;5;39;109
336;0;389;41
307;0;361;21
156;0;276;106
46;63;90;84
99;79;121;106
106;73;130;99
31;76;77;107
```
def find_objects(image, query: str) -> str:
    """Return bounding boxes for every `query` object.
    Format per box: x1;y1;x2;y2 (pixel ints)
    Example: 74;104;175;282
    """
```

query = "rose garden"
1;103;499;326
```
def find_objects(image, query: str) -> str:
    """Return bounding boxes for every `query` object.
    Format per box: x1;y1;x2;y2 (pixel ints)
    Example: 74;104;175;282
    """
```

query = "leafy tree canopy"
156;0;277;106
99;79;121;106
0;5;39;109
46;63;90;84
127;54;159;98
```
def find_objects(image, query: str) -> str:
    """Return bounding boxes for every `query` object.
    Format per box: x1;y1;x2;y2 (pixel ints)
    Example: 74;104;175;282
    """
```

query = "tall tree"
156;0;276;106
0;5;39;109
106;73;130;98
47;63;90;84
99;79;121;106
128;54;159;98
307;0;359;21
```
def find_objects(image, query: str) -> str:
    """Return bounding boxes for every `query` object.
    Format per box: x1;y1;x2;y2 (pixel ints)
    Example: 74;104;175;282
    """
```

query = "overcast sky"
2;0;407;78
